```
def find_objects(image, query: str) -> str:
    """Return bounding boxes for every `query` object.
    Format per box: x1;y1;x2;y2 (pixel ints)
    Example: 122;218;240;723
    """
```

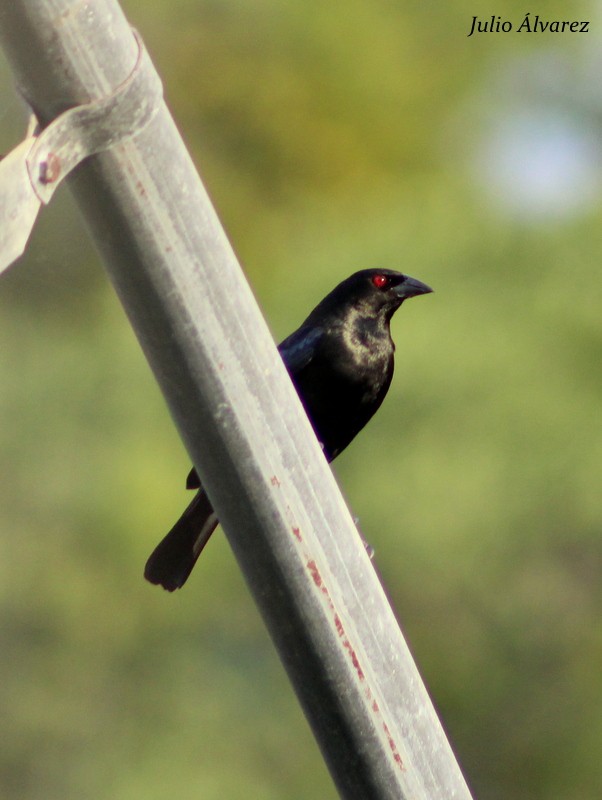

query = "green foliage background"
1;1;600;798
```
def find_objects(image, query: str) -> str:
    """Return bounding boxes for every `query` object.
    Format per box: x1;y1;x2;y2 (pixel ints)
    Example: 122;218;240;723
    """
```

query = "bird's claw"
352;516;375;559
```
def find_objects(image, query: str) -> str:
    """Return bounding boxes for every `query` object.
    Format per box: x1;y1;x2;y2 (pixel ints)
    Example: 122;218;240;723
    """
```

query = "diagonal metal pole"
0;2;473;798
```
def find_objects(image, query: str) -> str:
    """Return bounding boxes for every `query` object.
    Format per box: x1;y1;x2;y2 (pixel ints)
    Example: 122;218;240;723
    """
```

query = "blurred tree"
0;0;600;798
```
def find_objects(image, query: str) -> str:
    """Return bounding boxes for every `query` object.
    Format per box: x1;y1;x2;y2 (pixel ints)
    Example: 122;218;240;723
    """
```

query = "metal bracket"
0;29;163;274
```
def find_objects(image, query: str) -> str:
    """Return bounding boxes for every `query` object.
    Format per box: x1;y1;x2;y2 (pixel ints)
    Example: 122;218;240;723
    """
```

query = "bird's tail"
144;489;218;591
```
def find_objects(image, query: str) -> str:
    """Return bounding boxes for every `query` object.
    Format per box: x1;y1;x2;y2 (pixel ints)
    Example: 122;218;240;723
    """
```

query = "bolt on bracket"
0;28;163;274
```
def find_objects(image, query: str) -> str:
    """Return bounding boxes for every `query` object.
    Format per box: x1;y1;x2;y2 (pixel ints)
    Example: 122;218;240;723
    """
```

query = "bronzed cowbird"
145;269;432;590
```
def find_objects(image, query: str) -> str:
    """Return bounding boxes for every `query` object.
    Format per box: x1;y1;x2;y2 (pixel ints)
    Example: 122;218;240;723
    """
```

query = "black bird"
145;269;432;590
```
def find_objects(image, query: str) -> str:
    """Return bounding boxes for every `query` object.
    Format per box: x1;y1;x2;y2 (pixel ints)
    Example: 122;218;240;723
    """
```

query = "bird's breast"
287;315;396;460
338;320;392;373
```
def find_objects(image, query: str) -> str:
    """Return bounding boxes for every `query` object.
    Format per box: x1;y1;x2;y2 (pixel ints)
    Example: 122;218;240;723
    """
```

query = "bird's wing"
278;325;324;376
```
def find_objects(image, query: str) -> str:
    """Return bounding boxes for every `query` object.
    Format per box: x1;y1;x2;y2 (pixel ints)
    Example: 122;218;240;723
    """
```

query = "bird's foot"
353;516;375;560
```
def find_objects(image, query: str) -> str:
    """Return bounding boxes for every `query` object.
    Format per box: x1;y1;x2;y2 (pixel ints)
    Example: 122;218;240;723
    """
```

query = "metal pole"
0;2;473;798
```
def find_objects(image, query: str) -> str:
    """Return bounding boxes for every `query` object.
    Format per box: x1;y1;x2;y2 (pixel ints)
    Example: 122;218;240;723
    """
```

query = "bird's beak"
395;276;433;300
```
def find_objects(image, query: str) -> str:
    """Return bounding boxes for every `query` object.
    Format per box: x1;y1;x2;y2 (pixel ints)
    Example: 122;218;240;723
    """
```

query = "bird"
144;268;432;591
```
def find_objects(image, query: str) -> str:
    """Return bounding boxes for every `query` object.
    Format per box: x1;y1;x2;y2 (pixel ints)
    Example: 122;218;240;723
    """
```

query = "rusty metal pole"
0;2;473;798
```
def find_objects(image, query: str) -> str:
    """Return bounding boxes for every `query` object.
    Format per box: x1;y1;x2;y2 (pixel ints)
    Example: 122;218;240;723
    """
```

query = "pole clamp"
0;29;163;273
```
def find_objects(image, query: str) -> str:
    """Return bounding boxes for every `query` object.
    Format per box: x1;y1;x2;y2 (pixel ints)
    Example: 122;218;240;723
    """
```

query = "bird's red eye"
372;274;389;289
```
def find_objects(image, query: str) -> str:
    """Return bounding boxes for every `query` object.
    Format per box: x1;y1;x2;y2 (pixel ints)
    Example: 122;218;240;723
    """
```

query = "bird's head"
321;269;433;322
